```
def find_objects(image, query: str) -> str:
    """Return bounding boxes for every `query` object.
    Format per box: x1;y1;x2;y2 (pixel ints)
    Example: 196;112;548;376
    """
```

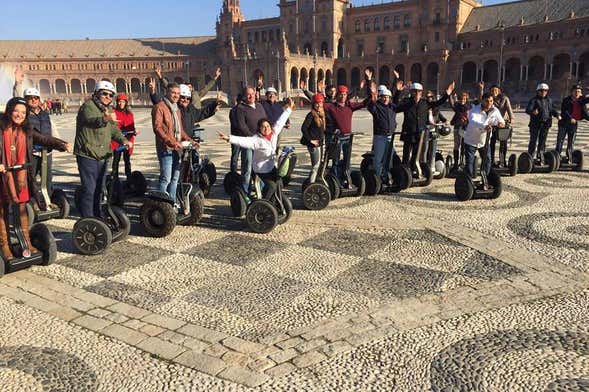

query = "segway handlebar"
114;145;128;153
1;163;31;172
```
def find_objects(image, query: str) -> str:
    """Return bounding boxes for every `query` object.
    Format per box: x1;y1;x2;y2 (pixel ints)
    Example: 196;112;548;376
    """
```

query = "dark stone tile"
184;269;311;319
328;259;449;300
58;241;172;278
299;228;393;257
397;229;462;246
457;252;522;281
84;280;171;309
184;233;287;266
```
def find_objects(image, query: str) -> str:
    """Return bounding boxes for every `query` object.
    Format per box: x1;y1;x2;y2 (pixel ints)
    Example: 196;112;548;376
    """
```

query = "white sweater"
229;108;292;174
464;104;504;148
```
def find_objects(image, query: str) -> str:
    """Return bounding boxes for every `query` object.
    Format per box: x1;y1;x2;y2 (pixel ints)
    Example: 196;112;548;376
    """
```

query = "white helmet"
380;88;393;97
536;83;549;91
23;87;41;98
94;80;116;94
179;84;191;98
410;82;424;91
266;87;278;94
377;85;387;94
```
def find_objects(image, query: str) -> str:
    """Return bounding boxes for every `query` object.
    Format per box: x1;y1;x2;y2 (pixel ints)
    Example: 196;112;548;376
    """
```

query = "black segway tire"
326;174;341;200
488;169;503;199
140;199;177;238
199;172;211;198
445;155;454;170
517;152;533;174
230;189;247;218
223;172;242;195
302;183;330;210
109;206;131;242
351;171;365;196
390;165;411;193
277;195;293;224
572;150;584;171
246;200;278;234
127;171;147;196
73;218;113;255
183;193;204;226
50;189;70;219
544;151;557;172
550;150;561;171
455;172;475;201
360;155;374;176
301;178;311;193
283;154;297;186
204;162;217;185
434;160;446;180
363;171;382;196
30;223;57;266
508;154;518;176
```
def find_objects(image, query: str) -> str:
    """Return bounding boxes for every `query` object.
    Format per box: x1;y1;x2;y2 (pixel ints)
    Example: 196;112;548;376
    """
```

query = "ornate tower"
216;0;244;59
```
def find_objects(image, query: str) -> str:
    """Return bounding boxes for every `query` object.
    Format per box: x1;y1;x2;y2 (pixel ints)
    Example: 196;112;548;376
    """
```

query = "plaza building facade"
1;0;588;105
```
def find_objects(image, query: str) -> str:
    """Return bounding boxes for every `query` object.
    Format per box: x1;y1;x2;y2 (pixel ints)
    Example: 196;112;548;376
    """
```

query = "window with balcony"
393;15;401;29
404;14;411;28
374;17;380;31
384;16;391;30
355;19;361;33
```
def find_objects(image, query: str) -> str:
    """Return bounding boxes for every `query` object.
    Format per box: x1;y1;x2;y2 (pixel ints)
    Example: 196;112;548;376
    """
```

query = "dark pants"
465;144;491;178
332;136;352;182
32;154;53;195
112;148;132;177
555;123;578;157
76;155;108;218
402;130;429;171
528;123;551;159
258;171;277;200
490;132;508;165
230;144;253;193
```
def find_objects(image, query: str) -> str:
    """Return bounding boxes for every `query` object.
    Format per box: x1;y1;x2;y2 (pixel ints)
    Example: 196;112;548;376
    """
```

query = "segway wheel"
72;218;113;255
223;171;242;195
364;171;382;196
508;154;517;176
434;160;446;180
360;155;374;176
390;165;411;193
204;162;217;185
351;171;365;196
517;152;533;174
544;151;557;172
74;186;83;211
550;150;561;170
140;199;177;238
572;150;584;171
455;172;475;201
26;202;35;225
50;189;70;219
326;174;341;200
283;154;297;186
127;171;147;196
183;193;204;226
488;169;503;199
445;155;454;171
246;200;278;234
30;223;57;266
418;162;434;187
301;178;311;193
0;257;4;277
108;206;131;242
230;189;247;218
303;183;331;210
199;172;211;198
277;195;293;224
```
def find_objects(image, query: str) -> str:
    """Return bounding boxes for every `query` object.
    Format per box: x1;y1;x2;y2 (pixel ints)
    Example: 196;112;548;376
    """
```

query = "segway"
428;124;452;180
397;129;434;189
301;143;331;210
325;132;365;199
230;147;294;234
490;125;518;177
31;148;69;222
109;130;147;204
72;146;131;255
140;142;204;238
517;128;557;174
446;129;466;179
551;143;584;172
360;132;412;195
0;164;57;277
455;128;502;201
190;126;217;197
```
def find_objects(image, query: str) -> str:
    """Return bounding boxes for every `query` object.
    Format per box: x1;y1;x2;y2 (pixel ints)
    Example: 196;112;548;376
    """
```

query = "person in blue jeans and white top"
463;92;505;179
218;99;295;200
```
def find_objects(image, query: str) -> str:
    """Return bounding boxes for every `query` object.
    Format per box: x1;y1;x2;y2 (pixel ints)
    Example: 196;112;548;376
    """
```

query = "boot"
19;204;39;255
0;205;14;261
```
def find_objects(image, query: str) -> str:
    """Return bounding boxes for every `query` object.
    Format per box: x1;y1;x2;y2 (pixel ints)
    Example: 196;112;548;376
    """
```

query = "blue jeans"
333;136;352;181
464;144;491;178
373;135;392;179
158;150;180;201
307;145;321;183
76;155;108;218
230;145;253;193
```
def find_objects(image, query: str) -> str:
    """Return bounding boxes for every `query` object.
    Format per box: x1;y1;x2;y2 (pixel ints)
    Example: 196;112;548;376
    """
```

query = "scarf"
311;107;326;130
2;126;29;203
262;132;273;141
164;97;181;141
92;94;109;113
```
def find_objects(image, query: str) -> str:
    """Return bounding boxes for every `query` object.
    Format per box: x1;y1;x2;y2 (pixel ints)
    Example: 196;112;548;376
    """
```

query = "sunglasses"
26;96;40;101
100;91;114;98
179;96;191;100
426;96;434;99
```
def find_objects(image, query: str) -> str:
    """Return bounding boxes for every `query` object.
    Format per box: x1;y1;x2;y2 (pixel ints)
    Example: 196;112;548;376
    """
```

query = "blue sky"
1;0;505;40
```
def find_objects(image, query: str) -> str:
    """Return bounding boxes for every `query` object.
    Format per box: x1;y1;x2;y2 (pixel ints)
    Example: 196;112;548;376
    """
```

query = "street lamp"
376;46;380;85
312;53;318;92
185;60;190;83
275;51;282;96
498;22;505;88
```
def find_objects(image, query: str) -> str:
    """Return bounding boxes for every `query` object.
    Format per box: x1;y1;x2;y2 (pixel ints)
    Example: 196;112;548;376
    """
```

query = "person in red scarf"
111;93;138;178
0;97;71;261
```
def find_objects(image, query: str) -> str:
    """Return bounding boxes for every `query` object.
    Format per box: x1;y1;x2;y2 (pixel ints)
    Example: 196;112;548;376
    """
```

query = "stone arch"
70;79;82;94
290;67;299;89
317;69;325;83
131;78;141;94
55;79;66;94
528;56;545;81
39;79;51;96
552;53;571;80
379;65;390;86
300;68;308;86
320;41;329;56
85;78;96;94
101;78;111;82
410;63;422;82
426;62;439;90
483;59;499;84
115;78;127;93
337;68;347;86
351;67;361;90
462;62;477;84
395;64;405;81
505;58;521;82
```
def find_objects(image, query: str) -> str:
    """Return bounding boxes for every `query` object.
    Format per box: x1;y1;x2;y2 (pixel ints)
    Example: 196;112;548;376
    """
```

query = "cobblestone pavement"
0;109;588;390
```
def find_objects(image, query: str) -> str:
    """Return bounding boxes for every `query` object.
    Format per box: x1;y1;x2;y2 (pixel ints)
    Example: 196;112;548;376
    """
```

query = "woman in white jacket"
219;98;295;199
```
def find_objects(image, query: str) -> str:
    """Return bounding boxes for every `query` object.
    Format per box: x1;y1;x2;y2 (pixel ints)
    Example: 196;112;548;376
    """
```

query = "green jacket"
74;100;126;160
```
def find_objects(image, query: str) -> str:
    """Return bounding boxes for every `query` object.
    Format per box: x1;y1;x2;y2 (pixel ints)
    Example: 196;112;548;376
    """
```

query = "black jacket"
367;99;398;136
300;111;327;147
525;95;560;128
558;95;589;126
179;100;218;137
396;94;448;142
